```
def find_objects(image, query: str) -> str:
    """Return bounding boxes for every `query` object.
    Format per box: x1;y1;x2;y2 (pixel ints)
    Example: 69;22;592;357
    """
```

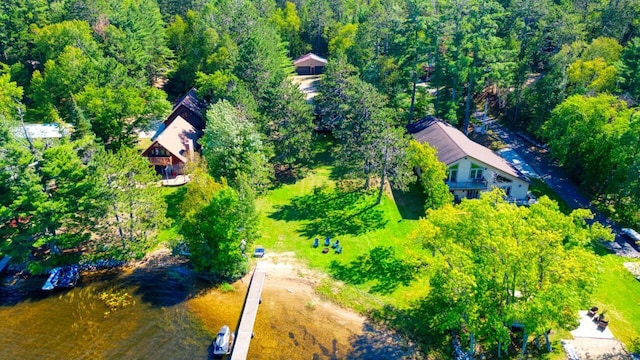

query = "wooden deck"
160;175;190;186
230;266;266;360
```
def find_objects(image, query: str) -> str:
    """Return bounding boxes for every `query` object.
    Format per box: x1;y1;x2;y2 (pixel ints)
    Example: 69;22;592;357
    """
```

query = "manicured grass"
256;136;430;309
592;249;640;352
256;165;430;309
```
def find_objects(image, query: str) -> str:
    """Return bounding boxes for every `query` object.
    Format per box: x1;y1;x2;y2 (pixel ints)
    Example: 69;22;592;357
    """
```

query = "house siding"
448;158;529;201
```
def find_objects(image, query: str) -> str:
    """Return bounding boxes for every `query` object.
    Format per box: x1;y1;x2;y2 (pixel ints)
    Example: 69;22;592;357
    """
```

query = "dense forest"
1;0;638;357
0;0;638;276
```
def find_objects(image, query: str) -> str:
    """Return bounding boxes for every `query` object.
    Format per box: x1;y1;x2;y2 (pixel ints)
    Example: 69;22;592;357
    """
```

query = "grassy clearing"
592;246;640;351
256;135;429;309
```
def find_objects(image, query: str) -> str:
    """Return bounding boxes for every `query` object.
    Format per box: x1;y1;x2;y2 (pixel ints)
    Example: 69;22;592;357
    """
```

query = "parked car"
621;228;640;244
253;246;265;258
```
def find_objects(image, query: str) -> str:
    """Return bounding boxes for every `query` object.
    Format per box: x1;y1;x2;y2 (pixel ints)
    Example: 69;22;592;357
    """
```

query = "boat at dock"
42;265;79;291
212;325;233;356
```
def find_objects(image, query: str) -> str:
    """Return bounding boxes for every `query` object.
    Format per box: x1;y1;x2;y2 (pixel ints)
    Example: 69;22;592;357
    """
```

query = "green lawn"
158;135;640;355
592;247;640;352
255;163;431;309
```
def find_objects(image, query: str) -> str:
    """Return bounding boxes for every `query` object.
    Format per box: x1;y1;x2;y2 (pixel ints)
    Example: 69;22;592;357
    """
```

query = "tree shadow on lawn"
268;185;388;238
329;246;425;294
390;181;426;220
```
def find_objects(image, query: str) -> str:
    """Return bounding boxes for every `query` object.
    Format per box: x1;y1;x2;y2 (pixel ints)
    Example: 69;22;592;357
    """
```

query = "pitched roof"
408;117;527;181
293;53;328;66
144;116;200;163
172;88;204;121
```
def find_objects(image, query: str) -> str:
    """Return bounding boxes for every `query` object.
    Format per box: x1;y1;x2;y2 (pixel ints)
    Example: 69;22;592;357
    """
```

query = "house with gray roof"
408;116;530;203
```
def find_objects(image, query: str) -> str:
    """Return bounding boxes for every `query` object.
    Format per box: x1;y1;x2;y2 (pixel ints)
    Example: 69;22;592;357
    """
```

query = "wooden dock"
230;266;266;360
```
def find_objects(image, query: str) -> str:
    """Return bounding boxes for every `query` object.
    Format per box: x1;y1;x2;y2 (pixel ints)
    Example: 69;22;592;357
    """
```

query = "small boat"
212;325;233;355
42;265;79;291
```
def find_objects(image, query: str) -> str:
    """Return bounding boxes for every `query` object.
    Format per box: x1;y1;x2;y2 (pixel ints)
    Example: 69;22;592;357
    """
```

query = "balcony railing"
147;156;172;166
446;178;488;190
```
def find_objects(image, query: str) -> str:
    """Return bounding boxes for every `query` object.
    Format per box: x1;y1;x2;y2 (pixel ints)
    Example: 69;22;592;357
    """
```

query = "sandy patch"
243;252;422;359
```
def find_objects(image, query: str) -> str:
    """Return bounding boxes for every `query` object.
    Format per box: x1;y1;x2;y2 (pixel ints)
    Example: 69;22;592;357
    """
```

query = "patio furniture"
331;240;340;248
597;319;609;330
324;237;331;247
587;306;598;317
313;238;319;248
335;246;342;254
322;247;329;254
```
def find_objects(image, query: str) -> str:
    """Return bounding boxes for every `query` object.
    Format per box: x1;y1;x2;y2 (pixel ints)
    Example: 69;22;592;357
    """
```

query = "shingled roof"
408;117;527;180
145;116;200;163
293;53;328;66
172;88;205;122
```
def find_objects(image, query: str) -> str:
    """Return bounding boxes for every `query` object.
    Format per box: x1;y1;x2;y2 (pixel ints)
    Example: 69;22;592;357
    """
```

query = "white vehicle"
621;228;640;244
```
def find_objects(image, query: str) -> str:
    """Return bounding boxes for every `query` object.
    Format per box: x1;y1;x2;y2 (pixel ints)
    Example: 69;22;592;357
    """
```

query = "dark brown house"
142;89;206;178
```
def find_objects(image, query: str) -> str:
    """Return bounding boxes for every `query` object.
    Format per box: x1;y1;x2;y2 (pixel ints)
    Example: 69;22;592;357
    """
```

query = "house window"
470;164;483;179
495;174;512;183
447;164;458;182
503;186;511;196
468;189;480;199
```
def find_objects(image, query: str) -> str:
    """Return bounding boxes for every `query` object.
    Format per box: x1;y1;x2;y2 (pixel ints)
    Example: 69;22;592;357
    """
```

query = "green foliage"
180;169;257;279
201;100;273;193
413;189;613;353
270;2;309;57
408;140;452;210
75;85;171;150
267;80;315;169
620;37;640;100
89;146;168;260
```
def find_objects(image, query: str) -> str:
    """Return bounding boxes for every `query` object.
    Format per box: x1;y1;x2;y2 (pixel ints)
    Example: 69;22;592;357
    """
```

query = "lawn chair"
335;246;342;254
597;319;609;330
313;238;319;248
331;240;340;248
587;306;598;317
324;237;331;247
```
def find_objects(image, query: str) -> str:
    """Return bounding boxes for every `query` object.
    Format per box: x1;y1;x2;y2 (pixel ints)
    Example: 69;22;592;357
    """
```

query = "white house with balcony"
408;116;531;203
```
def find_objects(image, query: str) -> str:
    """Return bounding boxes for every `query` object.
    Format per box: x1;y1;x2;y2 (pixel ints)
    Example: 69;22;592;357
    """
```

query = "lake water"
0;266;245;360
0;264;380;359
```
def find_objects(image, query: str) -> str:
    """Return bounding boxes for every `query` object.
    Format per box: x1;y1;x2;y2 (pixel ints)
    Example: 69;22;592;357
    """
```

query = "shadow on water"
346;322;423;359
268;184;388;238
0;261;213;309
329;246;424;294
122;265;210;308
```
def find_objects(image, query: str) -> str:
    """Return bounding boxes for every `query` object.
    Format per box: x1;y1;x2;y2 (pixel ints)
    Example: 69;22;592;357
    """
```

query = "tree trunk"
520;329;528;359
545;330;552;352
408;45;418;125
468;331;476;356
464;72;474;136
498;340;502;358
376;145;389;205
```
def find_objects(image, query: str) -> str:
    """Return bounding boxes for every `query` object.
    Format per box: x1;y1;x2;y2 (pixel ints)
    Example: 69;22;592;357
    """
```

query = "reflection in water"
0;264;410;359
0;268;215;360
